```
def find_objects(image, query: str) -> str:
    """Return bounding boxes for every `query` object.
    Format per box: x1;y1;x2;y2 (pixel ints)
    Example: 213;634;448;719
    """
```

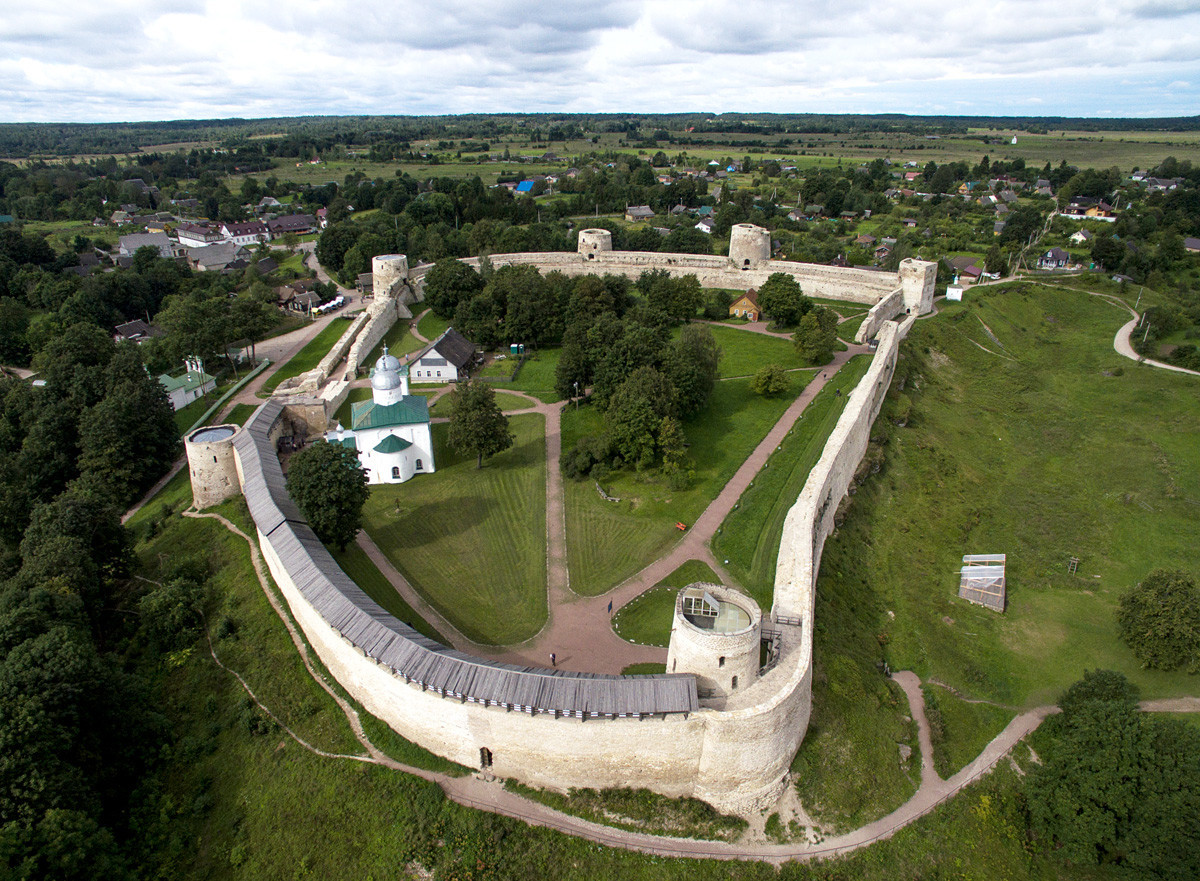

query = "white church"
326;348;435;483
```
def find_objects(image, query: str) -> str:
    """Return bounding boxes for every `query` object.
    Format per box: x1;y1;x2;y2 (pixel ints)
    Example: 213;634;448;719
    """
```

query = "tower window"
391;467;400;479
718;656;725;668
732;676;739;689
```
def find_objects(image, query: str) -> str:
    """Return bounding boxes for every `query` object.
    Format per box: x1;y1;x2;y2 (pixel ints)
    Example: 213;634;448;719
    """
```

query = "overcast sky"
2;0;1198;123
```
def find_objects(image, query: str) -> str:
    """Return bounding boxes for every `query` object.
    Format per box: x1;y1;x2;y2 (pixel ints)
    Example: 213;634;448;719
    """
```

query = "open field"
564;375;803;596
821;283;1200;708
612;559;722;647
360;415;547;645
712;356;870;610
428;389;531;417
257;318;352;395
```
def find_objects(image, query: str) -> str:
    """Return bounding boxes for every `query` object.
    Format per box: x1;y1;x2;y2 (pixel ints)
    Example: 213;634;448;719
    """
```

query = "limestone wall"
447;251;898;306
255;518;711;797
774;316;914;629
344;292;412;377
856;288;904;343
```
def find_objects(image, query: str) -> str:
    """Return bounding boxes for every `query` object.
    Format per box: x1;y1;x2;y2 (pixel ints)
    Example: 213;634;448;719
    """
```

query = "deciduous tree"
447;379;514;469
285;440;369;549
1117;568;1200;672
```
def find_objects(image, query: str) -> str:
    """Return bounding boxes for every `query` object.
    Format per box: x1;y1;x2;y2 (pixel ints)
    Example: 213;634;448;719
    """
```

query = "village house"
113;319;163;345
266;214;317;237
1061;199;1117;222
728;290;760;321
409;328;478;384
219;220;271;246
1037;247;1071;269
184;241;251;273
118;232;177;258
175;222;224;249
625;205;655;222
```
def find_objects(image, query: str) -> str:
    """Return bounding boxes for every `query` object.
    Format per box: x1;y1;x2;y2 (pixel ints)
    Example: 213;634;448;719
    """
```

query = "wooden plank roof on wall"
233;401;698;717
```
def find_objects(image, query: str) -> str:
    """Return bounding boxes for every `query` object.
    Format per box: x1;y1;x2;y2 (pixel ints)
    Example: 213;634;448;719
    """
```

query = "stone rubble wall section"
344;288;413;377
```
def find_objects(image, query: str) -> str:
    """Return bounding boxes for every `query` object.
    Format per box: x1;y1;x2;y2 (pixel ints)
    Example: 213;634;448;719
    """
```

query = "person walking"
550;652;556;667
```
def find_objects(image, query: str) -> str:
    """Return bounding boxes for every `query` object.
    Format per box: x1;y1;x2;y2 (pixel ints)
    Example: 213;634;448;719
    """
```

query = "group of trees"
0;290;188;874
1028;670;1200;878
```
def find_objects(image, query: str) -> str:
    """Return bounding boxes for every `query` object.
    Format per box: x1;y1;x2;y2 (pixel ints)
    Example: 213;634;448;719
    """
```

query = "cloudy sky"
2;0;1198;122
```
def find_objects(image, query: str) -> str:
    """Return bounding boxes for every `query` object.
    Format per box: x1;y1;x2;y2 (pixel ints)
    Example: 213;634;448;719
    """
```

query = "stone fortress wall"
193;228;930;814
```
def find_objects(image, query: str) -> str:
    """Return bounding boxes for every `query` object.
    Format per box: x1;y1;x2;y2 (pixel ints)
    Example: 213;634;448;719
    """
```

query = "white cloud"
0;0;1197;120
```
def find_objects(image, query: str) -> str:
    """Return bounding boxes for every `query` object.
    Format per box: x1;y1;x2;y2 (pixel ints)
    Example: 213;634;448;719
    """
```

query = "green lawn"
258;319;352;395
173;393;215;435
688;324;806;378
428;390;531;418
922;684;1016;779
563;376;805;596
507;349;562;402
612;559;722;647
359;415;547;645
363;316;424;366
712;357;870;610
416;310;451;342
822;283;1200;708
225;403;257;426
330;541;447;644
836;311;871;342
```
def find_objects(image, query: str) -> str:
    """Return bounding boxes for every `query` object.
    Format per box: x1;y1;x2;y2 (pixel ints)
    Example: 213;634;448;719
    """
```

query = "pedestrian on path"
550;652;556;667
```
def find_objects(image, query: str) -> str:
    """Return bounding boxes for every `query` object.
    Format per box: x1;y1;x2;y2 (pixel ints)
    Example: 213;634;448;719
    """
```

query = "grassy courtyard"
611;559;722;647
563;375;805;596
712;356;870;610
696;323;808;378
359;415;547;645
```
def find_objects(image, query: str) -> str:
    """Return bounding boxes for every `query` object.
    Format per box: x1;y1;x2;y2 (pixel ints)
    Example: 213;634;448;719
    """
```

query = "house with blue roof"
514;180;535;194
326;348;434;483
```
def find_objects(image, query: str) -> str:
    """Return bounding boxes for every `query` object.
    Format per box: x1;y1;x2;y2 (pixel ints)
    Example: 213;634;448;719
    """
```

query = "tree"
793;306;838;364
664;324;719;416
1117;568;1200;672
606;366;676;469
447;379;513;469
1028;671;1200;878
285;440;369;550
750;363;790;396
422;258;484;319
756;273;810;327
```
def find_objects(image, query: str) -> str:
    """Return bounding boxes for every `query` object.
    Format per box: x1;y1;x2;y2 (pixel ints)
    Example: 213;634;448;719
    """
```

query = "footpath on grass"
194;512;1200;867
359;321;868;671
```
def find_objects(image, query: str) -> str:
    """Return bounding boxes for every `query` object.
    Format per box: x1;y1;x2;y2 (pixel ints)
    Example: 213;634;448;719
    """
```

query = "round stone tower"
577;228;613;259
185;424;241;509
667;583;762;702
728;223;771;268
372;254;409;299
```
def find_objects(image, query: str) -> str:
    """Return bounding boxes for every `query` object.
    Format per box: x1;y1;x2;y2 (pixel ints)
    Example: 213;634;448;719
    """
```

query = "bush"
750;363;790;396
561;435;610;481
